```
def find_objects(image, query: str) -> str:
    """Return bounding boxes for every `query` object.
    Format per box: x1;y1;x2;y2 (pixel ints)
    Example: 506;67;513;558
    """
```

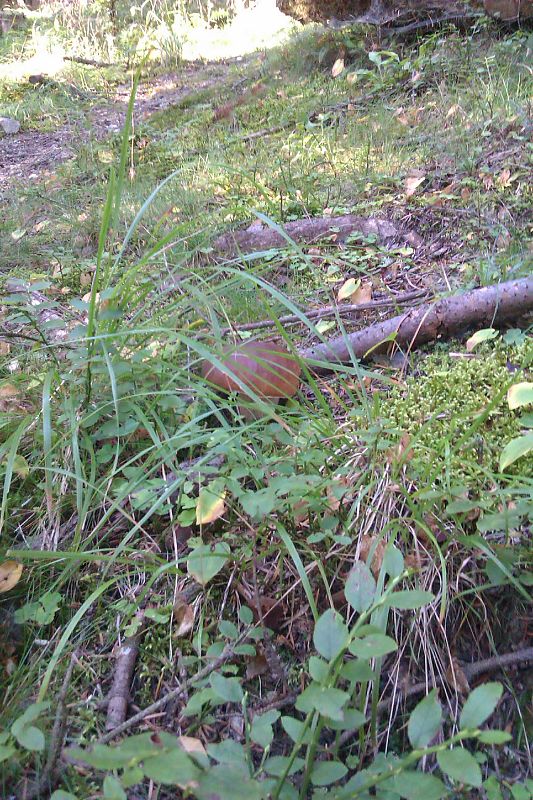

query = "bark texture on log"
213;214;420;257
301;277;533;371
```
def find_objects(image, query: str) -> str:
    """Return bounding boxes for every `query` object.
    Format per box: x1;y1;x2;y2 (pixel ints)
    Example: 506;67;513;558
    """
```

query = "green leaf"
207;739;247;768
219;620;239;639
182;687;215;716
437;748;482;787
196;765;267;800
499;433;533;471
121;765;145;788
408;690;442;748
340;659;373;683
14;590;62;625
250;710;280;748
51;793;79;800
326;707;366;731
483;776;503;800
0;744;16;763
264;756;305;777
187;542;230;586
68;744;132;769
211;673;244;704
281;716;312;744
507;382;533;410
309;656;329;682
349;634;397;659
385;590;434;610
311;760;348;786
196;479;226;525
384;546;404;578
14;725;45;751
466;328;498;351
103;775;127;800
390;771;447;800
295;684;349;721
477;730;512;745
313;609;349;660
345;562;376;613
143;749;199;785
460;683;503;729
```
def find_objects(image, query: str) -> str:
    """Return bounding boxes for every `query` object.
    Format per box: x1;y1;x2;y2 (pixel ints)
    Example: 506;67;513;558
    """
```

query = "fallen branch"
98;626;252;743
301;277;533;372
225;290;427;333
64;55;115;68
212;214;421;257
339;646;533;749
239;122;293;142
105;612;146;731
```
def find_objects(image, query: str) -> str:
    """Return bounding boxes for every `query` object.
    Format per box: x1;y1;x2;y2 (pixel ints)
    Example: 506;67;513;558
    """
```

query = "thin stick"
339;646;533;748
105;612;146;730
98;627;251;743
225;290;427;333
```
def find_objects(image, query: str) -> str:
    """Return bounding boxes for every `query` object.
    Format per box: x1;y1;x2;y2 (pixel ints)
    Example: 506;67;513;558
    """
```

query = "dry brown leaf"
404;175;425;197
0;342;10;356
178;735;207;758
246;652;269;679
351;281;372;305
445;657;470;694
497;168;511;187
0;561;23;593
173;601;195;637
386;432;413;464
359;535;386;577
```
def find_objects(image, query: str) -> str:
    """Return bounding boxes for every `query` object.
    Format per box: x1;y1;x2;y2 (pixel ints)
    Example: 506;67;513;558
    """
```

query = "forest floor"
0;7;532;800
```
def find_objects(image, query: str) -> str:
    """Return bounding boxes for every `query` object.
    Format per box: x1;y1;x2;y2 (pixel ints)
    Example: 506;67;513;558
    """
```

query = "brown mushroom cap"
201;340;301;399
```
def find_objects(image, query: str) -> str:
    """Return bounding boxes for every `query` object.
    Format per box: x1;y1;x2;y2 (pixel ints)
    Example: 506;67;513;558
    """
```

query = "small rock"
0;117;20;135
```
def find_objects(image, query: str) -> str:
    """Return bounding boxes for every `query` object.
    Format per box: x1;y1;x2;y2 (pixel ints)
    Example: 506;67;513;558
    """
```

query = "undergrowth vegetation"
0;3;532;799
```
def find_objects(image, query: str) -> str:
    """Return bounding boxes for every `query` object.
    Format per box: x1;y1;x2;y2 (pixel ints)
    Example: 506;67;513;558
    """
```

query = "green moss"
378;338;533;484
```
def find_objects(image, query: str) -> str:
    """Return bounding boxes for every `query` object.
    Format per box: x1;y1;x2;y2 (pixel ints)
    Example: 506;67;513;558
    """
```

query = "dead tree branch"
105;612;146;731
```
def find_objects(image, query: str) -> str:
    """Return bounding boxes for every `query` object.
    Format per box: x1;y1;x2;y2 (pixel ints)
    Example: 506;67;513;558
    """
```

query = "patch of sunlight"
0;30;65;81
180;0;296;62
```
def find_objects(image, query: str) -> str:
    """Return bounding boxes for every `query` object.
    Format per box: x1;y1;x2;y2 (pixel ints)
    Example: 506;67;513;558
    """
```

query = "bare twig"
64;55;115;68
105;612;146;731
339;646;533;748
224;290;427;333
98;627;252;743
239;123;293;142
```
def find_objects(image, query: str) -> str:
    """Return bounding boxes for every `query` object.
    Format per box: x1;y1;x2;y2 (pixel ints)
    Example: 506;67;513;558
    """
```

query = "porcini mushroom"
201;339;301;417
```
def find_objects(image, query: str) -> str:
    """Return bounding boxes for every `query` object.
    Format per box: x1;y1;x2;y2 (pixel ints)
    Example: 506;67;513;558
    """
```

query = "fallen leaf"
497;168;511;187
359;535;386;577
338;278;361;302
0;342;10;356
466;328;498;352
445;657;470;694
246;652;269;679
0;561;23;593
331;57;345;78
507;382;533;410
404;175;425;197
351;281;372;305
196;480;226;525
178;735;207;758
173;600;195;637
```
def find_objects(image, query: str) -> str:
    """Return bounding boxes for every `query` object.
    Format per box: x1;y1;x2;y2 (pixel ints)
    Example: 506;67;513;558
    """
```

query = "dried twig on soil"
225;290;427;333
212;214;421;257
301;277;533;372
339;646;533;748
105;612;146;731
99;626;252;743
64;55;115;68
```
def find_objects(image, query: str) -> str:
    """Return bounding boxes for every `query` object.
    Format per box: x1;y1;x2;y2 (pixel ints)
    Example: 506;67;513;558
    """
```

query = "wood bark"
212;214;421;257
300;277;533;371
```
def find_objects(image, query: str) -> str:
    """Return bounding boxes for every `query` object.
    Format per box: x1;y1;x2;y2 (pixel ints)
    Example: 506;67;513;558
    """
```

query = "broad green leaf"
483;776;503;800
460;682;503;729
51;793;79;800
196;765;266;800
326;707;366;731
349;634;397;659
68;744;132;769
477;730;512;745
499;433;533;471
219;620;239;639
14;591;62;625
210;672;244;704
264;756;305;777
507;382;533;410
311;760;348;786
510;784;531;800
250;710;280;749
14;725;44;751
437;748;482;787
0;744;16;763
313;609;349;660
385;590;434;610
345;562;376;613
281;716;312;744
143;749;199;785
384;546;404;578
408;690;442;748
121;765;145;788
391;771;447;800
196;479;226;525
341;659;373;683
187;542;230;586
207;739;247;768
295;684;349;721
103;775;127;800
11;702;49;729
182;687;215;716
309;656;329;682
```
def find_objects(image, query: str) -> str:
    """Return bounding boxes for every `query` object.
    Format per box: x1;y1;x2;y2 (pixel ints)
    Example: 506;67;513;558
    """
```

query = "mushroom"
201;339;301;417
